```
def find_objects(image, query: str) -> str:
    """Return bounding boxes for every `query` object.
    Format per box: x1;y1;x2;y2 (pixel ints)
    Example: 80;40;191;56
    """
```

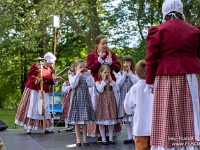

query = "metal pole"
52;27;57;125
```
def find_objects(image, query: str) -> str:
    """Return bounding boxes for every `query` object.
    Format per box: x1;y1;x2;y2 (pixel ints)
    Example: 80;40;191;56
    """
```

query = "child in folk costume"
95;64;119;145
115;55;138;144
66;59;95;146
61;69;73;130
124;60;153;150
15;52;62;134
86;35;122;140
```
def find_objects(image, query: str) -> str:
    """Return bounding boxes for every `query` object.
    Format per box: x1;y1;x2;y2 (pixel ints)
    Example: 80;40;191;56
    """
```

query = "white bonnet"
162;0;185;22
44;52;56;63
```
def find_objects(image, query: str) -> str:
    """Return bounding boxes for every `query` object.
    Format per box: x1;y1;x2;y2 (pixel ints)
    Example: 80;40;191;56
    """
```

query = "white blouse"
115;71;139;87
68;70;94;88
61;82;72;93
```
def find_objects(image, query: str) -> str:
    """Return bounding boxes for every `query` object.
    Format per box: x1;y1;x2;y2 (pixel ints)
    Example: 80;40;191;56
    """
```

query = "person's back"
146;19;200;83
146;0;200;149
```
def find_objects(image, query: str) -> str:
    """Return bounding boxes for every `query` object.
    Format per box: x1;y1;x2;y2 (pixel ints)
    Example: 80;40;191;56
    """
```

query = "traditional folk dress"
124;79;153;150
66;71;95;124
15;63;57;130
61;81;72;118
146;19;200;149
116;71;138;122
86;49;122;137
95;81;119;125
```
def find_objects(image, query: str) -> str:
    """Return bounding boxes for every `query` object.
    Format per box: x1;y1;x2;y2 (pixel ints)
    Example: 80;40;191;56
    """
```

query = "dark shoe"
26;132;31;135
97;137;102;143
45;130;54;134
123;139;134;144
76;142;82;146
102;141;108;145
108;140;116;145
83;142;89;146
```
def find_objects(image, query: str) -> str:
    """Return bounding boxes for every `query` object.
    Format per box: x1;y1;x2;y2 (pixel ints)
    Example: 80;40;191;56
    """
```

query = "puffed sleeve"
194;26;200;59
116;72;127;87
145;26;160;84
127;71;139;84
62;81;72;93
86;52;102;73
124;85;136;115
27;63;39;83
84;70;95;87
68;72;82;88
95;81;107;93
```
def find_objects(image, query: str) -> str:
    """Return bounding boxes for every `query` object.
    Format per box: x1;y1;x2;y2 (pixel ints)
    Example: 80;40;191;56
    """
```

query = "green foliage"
0;108;23;129
0;0;200;108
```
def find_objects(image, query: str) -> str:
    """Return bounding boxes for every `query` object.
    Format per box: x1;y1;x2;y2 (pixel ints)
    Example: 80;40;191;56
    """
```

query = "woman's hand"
107;51;112;60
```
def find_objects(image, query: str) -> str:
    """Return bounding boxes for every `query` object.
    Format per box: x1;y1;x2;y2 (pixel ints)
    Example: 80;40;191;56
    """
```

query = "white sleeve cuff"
144;84;154;94
105;58;112;65
98;57;104;64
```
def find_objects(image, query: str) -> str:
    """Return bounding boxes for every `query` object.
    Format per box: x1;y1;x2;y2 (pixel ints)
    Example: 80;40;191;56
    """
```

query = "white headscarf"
162;0;185;22
44;52;56;63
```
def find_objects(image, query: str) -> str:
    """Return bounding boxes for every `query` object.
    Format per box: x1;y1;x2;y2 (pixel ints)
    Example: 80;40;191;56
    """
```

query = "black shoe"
26;132;31;135
102;141;108;145
123;139;134;144
108;140;116;145
45;130;54;134
97;137;102;143
76;142;81;146
83;142;89;146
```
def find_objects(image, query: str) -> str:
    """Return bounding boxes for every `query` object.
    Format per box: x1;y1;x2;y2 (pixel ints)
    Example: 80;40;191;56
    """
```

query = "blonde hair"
98;64;111;80
135;60;146;79
121;55;135;73
72;59;86;74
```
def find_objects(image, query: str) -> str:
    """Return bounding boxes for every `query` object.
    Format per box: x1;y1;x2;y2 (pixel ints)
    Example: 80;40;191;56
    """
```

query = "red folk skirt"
151;74;200;148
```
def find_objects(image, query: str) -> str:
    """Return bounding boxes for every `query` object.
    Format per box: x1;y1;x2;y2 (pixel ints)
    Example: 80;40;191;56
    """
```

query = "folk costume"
95;80;119;144
146;0;200;149
61;81;72;128
116;71;138;143
124;79;153;150
86;49;122;137
116;71;138;121
66;70;95;124
15;52;57;133
61;81;72;118
95;81;119;125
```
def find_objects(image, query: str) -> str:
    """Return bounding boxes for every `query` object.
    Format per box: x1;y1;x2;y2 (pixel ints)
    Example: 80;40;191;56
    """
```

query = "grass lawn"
0;108;23;129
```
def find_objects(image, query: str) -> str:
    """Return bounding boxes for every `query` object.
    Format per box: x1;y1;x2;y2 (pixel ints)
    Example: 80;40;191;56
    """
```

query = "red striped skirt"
15;87;53;130
151;74;200;148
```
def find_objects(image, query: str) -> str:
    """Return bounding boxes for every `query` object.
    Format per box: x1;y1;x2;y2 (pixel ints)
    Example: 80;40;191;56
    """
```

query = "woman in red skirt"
146;0;200;149
15;52;62;134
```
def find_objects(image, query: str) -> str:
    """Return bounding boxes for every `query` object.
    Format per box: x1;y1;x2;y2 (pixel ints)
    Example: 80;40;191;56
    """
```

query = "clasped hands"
98;51;112;65
102;74;114;84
